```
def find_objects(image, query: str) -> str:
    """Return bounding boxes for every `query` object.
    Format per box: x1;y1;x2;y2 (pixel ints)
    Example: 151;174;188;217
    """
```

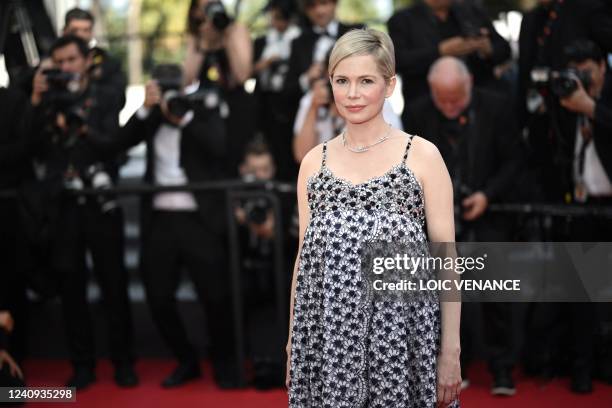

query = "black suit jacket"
388;1;510;111
404;88;522;203
116;106;228;237
551;77;612;200
0;87;32;190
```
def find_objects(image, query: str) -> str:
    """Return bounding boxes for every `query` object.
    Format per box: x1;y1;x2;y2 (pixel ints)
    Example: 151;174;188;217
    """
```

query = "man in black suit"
517;0;612;203
517;0;612;129
523;40;612;394
62;7;127;105
404;56;522;396
115;75;237;389
29;35;137;390
285;0;362;110
253;0;302;182
388;0;510;127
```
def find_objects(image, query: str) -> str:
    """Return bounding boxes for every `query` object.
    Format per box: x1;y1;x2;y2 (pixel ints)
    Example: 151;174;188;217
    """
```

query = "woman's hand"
0;350;23;380
437;349;461;407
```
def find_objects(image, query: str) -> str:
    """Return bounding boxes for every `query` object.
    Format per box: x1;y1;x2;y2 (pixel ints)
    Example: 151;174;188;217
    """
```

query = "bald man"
404;56;523;396
388;0;511;128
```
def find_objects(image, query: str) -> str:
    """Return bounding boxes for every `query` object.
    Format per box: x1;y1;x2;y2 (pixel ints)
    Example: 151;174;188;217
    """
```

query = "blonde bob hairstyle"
328;28;396;83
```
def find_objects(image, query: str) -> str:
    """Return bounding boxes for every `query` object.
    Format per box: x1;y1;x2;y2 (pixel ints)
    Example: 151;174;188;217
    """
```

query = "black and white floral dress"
289;135;460;408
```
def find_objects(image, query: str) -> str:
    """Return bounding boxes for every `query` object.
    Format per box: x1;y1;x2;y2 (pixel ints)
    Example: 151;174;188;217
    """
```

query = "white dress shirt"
574;122;612;196
137;107;199;210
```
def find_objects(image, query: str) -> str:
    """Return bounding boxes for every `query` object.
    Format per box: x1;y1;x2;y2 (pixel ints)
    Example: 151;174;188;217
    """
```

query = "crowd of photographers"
1;0;611;398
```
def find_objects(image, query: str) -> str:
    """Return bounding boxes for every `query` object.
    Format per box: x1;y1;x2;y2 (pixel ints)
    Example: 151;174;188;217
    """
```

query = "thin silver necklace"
342;123;392;153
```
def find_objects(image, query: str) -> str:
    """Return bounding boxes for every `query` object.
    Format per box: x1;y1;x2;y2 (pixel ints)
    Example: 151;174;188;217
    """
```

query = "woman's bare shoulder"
298;142;326;184
399;132;446;184
402;132;441;164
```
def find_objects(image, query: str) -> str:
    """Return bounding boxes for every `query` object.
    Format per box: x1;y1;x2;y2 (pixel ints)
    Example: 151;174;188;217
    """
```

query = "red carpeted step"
20;360;612;407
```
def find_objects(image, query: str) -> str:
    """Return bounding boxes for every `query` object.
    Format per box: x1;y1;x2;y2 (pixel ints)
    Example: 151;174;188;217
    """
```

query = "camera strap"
576;115;593;175
574;115;593;202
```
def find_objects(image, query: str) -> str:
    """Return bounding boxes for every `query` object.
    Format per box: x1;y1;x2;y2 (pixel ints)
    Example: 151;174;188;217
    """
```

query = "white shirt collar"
313;20;339;37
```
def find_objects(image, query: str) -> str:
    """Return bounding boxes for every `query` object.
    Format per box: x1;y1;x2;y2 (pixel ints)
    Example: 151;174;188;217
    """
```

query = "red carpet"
22;359;612;407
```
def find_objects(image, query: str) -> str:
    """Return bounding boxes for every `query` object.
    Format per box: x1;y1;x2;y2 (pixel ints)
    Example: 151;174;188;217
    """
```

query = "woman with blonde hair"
286;28;461;407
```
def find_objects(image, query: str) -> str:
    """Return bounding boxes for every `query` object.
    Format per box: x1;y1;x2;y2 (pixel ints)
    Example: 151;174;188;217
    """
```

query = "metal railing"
2;179;612;385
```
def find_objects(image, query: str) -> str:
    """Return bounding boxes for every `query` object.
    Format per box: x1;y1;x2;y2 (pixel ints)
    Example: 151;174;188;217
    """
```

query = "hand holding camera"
311;79;331;108
144;79;184;126
559;76;596;118
439;37;477;57
439;24;492;58
144;80;162;109
31;59;54;106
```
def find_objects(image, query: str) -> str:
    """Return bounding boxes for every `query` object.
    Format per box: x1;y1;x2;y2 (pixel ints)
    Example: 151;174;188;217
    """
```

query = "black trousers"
459;214;516;373
0;198;28;362
524;203;611;372
142;211;235;368
53;199;134;368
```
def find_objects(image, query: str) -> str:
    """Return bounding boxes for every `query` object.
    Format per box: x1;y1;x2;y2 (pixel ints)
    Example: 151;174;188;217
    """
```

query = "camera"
43;68;81;93
41;68;89;146
243;198;270;225
204;1;231;31
42;68;82;107
152;63;222;117
530;67;592;98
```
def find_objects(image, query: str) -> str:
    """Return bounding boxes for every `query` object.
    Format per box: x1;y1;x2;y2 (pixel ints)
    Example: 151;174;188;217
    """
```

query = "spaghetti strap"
402;134;415;162
322;142;328;168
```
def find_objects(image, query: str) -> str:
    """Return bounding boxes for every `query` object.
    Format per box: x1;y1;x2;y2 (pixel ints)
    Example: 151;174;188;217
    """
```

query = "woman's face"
330;54;395;125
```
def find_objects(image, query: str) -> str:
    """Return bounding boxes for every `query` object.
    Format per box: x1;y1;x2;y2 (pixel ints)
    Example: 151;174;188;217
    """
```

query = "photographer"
387;0;511;126
183;0;255;176
517;0;612;201
115;65;237;389
523;40;612;394
404;57;522;396
28;35;137;390
253;0;302;182
62;8;127;105
234;141;286;389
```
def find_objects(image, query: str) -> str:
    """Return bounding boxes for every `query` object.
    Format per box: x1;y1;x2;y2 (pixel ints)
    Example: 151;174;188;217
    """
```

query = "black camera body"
153;63;225;117
42;68;82;107
243;198;270;226
152;64;194;118
530;67;592;98
41;68;89;146
204;1;231;31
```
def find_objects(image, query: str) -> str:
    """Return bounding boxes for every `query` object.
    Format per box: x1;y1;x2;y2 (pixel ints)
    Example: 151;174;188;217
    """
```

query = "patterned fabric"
289;136;460;407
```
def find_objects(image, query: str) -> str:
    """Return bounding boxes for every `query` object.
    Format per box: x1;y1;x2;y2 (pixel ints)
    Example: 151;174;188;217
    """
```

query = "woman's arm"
293;81;331;163
293;96;320;163
412;137;461;405
285;144;321;387
223;22;253;85
183;35;205;87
